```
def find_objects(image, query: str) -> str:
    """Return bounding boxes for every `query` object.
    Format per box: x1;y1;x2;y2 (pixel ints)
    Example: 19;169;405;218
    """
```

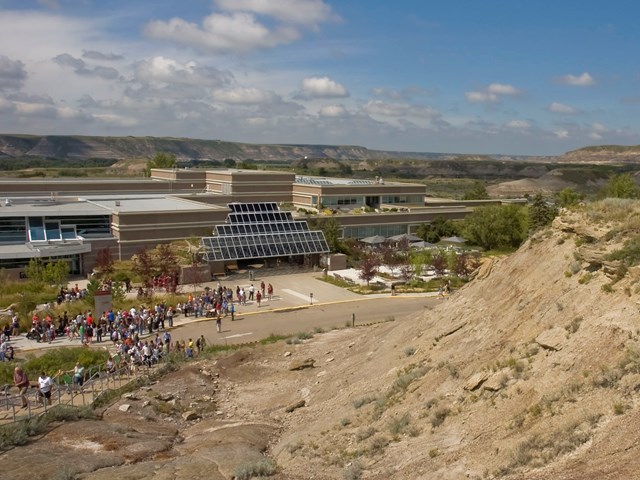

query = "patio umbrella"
440;236;467;244
388;233;422;242
410;241;435;248
360;235;387;245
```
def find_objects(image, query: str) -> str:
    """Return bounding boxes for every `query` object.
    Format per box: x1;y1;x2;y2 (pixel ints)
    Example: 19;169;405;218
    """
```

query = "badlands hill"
3;201;640;479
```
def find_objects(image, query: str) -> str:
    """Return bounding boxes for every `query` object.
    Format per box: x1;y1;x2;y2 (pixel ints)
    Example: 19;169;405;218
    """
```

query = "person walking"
37;371;52;406
13;366;30;409
256;290;262;307
216;315;222;333
230;303;235;321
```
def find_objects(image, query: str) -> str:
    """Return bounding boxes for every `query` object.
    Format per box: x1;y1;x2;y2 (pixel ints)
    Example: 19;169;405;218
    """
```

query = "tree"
463;204;528;250
132;247;155;288
94;247;114;277
463;181;490;200
24;258;45;285
43;261;70;288
555;187;583;207
309;217;345;253
528;193;558;232
358;252;380;286
416;216;458;243
453;252;479;279
430;252;448;277
156;244;180;278
223;158;236;168
410;250;432;277
146;152;177;176
238;160;258;170
601;173;640;199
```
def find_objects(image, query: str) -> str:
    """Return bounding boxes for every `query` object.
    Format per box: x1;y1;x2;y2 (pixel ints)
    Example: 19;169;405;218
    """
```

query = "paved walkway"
8;271;437;355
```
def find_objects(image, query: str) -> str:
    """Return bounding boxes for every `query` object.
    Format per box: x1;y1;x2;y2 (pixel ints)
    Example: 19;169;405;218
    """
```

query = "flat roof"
87;195;224;213
0;194;226;217
0;198;109;217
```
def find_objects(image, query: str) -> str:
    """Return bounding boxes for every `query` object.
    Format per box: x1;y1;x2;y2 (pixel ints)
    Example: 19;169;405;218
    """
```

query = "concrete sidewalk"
7;271;437;355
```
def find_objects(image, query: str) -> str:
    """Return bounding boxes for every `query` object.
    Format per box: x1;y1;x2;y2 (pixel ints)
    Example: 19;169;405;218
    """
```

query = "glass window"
0;218;26;244
45;221;61;241
28;217;45;242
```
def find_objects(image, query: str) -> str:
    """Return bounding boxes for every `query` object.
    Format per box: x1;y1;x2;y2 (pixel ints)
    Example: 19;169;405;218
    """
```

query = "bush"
343;461;363;480
355;426;376;442
234;458;277;479
388;413;412;436
430;406;451;428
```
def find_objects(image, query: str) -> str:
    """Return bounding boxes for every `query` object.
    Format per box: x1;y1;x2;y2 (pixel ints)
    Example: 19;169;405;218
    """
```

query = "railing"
0;361;160;425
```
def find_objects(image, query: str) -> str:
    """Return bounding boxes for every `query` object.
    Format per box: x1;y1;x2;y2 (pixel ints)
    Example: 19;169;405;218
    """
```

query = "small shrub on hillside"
578;273;593;284
388;413;412;436
613;402;629;415
369;435;390;455
565;316;583;334
404;346;416;357
352;395;377;409
234;458;277;480
355;426;376;442
343;460;363;480
430;406;451;428
601;283;614;293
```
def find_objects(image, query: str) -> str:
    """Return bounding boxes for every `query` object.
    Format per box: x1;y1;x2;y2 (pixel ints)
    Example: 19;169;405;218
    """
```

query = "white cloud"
487;83;520;96
134;56;232;87
505;119;531;129
465;91;498;103
319;104;347;117
548;102;577;114
554;129;570;138
213;87;274;105
214;0;335;25
92;113;139;127
557;72;596;86
144;12;300;54
466;82;522;104
589;131;603;140
299;76;348;98
592;122;607;132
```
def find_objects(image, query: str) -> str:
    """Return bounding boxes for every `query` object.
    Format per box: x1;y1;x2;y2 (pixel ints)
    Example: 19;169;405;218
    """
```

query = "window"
28;217;46;242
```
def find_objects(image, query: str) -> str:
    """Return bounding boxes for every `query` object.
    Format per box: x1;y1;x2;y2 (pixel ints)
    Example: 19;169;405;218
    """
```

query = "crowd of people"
2;275;281;410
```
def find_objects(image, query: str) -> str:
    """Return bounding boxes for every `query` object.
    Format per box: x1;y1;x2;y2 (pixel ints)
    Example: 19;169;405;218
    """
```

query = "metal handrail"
0;360;160;425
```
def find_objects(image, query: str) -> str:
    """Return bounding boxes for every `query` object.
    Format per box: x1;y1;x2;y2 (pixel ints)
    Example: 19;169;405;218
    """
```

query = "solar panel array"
201;202;329;261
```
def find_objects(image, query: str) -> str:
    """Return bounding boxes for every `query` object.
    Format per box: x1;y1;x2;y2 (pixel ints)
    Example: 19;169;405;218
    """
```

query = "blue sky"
0;0;639;155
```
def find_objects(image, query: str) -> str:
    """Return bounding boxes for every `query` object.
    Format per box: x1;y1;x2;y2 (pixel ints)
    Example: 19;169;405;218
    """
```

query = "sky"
0;1;639;156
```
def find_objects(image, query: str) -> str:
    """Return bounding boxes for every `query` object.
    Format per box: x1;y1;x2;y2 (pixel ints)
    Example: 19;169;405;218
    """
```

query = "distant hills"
1;134;640;164
0;134;541;163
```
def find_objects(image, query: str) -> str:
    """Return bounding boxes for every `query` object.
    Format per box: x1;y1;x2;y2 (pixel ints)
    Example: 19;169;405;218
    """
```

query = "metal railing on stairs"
0;361;160;425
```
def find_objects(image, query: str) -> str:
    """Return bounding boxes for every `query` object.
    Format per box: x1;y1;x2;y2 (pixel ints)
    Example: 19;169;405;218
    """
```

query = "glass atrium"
201;202;330;261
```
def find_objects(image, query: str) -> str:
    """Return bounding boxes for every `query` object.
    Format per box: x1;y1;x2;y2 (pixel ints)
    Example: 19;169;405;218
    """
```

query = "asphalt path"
10;272;445;355
168;295;441;347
